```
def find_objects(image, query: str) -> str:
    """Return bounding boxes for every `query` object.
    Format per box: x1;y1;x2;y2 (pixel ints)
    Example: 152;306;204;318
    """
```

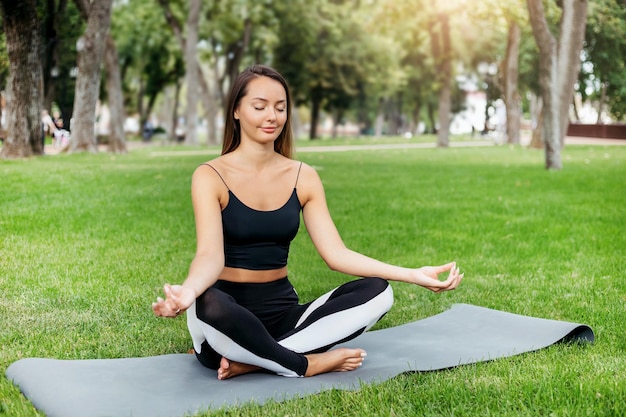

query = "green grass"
1;141;625;416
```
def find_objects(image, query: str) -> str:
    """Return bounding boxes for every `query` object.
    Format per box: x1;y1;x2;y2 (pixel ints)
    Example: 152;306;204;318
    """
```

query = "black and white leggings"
186;277;394;377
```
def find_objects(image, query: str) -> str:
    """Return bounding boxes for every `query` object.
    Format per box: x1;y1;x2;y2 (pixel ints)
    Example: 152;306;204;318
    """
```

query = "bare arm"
299;164;463;291
152;165;226;317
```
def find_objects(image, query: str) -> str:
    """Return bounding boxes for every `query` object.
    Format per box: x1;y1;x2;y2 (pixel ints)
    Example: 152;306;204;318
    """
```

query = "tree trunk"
527;0;588;170
69;0;112;153
572;94;581;122
104;34;126;154
224;19;253;102
331;112;339;139
291;107;302;140
557;0;588;143
43;0;68;112
172;80;182;142
184;0;200;145
430;13;452;147
529;95;544;149
388;94;401;135
596;82;607;124
411;101;422;136
530;107;544;149
427;101;437;134
437;83;451;146
0;0;44;158
504;21;521;145
310;93;321;140
374;97;385;137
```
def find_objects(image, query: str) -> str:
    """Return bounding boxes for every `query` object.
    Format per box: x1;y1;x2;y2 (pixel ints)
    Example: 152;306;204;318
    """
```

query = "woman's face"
234;76;287;146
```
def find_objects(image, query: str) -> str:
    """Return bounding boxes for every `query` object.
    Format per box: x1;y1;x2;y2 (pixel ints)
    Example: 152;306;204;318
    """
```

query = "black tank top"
203;163;303;270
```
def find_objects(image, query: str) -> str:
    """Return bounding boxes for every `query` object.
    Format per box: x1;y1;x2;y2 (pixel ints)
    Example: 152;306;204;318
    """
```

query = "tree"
0;0;44;158
527;0;588;170
112;0;184;141
479;0;535;146
272;0;317;137
157;0;219;144
40;1;83;134
429;11;453;147
74;0;126;153
305;1;360;139
373;0;437;136
503;20;522;145
184;0;200;145
314;1;385;139
69;0;113;153
273;0;389;138
104;34;126;153
580;0;626;121
203;0;279;114
0;30;6;137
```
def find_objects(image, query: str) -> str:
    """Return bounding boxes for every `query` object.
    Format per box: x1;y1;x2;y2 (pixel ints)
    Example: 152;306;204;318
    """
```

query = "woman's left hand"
414;262;464;293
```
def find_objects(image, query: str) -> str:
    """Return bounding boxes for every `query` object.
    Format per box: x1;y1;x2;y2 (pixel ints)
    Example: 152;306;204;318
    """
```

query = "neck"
230;143;280;170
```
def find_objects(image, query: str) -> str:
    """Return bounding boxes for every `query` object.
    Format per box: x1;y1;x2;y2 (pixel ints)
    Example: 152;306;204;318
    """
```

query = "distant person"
175;119;185;143
143;120;154;142
41;110;56;149
152;65;463;380
52;110;62;128
52;118;70;149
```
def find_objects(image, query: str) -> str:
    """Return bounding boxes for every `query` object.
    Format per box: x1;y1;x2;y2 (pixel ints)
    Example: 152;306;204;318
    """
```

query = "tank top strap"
294;161;303;188
202;163;230;190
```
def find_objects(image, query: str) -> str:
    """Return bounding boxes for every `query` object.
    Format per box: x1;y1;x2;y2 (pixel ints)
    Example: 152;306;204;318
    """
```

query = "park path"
147;139;495;157
146;136;626;158
43;136;626;156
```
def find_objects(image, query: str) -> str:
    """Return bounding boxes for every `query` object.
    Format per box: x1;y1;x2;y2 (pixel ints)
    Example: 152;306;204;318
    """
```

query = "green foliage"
1;142;625;416
273;0;393;135
40;0;84;119
581;0;626;120
111;0;184;118
204;0;279;58
271;0;318;105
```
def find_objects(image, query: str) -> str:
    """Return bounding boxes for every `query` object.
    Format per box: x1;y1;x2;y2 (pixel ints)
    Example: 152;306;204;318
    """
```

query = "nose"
267;107;277;121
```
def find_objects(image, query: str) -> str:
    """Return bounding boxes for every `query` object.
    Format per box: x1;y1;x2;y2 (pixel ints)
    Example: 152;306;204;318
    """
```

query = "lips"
261;127;277;134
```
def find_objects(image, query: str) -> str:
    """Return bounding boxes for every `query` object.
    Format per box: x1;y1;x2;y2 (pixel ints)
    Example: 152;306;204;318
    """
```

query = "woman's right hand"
152;284;197;318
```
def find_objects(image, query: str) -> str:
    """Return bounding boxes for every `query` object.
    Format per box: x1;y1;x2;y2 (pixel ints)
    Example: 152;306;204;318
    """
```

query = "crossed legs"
187;277;393;378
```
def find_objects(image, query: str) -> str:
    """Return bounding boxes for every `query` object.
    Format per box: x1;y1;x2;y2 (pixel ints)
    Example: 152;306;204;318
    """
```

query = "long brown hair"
221;65;294;158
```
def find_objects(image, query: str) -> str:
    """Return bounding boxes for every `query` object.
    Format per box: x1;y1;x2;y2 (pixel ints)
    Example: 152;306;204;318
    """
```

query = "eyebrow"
250;97;286;103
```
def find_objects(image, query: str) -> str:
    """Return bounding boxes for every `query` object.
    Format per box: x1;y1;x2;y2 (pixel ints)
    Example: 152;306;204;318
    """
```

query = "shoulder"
296;161;322;185
193;156;227;182
294;161;325;205
191;158;229;205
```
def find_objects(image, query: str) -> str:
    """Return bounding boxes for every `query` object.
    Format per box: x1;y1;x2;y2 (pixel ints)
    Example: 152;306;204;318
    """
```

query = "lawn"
1;140;624;416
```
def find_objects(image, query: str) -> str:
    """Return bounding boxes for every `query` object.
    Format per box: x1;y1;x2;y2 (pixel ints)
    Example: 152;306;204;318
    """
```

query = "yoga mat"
6;304;593;417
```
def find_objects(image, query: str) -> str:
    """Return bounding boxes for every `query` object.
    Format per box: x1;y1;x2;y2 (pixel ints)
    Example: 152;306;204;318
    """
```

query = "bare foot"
304;348;366;377
217;357;261;380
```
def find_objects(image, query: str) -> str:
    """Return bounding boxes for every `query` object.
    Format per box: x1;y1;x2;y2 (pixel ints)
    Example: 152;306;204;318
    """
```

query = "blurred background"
1;0;624;167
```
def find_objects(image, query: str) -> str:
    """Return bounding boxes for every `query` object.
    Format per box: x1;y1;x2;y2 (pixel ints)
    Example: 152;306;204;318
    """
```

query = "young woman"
152;65;463;380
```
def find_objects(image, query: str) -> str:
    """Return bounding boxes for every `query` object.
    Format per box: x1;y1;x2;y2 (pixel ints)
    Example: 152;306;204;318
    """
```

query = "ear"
234;109;240;120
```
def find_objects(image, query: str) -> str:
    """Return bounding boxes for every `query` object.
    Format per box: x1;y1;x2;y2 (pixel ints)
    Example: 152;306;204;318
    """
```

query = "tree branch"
156;0;185;50
72;0;90;21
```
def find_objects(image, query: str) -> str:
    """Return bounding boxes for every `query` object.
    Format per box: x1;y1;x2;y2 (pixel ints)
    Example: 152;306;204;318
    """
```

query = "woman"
152;65;463;380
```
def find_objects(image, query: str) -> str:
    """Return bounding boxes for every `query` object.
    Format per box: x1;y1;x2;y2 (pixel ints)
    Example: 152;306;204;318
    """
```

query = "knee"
366;277;394;314
379;279;394;312
195;288;229;324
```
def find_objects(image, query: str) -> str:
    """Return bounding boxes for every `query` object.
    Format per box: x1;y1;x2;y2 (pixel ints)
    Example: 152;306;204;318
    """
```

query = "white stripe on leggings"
280;285;393;353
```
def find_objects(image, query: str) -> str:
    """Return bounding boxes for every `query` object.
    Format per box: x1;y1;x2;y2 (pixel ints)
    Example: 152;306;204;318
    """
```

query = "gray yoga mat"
6;304;594;417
